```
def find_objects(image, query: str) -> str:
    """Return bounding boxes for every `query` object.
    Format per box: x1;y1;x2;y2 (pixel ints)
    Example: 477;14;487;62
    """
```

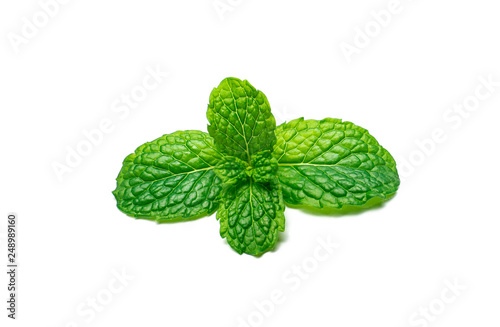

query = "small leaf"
207;77;277;162
217;181;285;256
273;118;400;209
112;130;223;221
214;156;249;186
250;150;278;184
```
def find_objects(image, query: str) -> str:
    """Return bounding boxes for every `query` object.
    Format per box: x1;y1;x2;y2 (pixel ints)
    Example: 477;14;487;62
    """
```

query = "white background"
1;1;499;326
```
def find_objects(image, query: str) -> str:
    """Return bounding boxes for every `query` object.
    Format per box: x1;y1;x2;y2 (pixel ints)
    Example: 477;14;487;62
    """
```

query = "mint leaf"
112;131;223;221
273;118;400;209
217;181;285;255
112;77;402;256
207;77;277;162
250;150;278;184
214;156;249;186
215;151;279;187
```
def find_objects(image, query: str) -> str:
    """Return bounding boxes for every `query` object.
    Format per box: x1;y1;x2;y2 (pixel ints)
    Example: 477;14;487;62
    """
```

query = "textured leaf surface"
217;181;285;255
112;131;223;221
214;156;249;186
250;150;278;184
207;77;277;162
273;118;400;209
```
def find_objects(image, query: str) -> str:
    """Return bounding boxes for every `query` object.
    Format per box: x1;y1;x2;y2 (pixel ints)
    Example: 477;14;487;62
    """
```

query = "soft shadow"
287;194;397;218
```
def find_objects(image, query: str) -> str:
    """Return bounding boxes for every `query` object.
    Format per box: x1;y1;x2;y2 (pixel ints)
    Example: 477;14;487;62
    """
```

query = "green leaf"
217;181;285;256
214;156;249;186
273;118;400;209
207;77;277;162
250;150;278;184
112;130;223;221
